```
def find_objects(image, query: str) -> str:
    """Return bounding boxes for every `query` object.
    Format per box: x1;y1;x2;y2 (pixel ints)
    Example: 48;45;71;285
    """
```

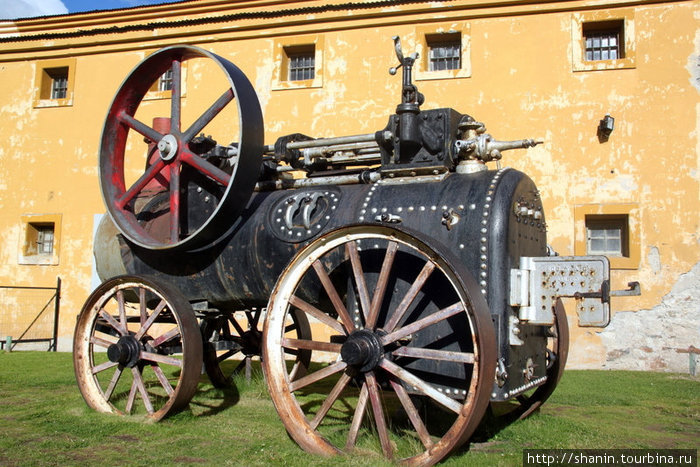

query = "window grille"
584;22;623;61
428;38;461;71
49;71;68;99
158;68;173;92
36;226;54;255
288;52;315;81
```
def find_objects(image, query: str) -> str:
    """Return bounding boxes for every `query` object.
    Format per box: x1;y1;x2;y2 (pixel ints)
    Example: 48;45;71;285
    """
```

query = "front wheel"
73;275;202;421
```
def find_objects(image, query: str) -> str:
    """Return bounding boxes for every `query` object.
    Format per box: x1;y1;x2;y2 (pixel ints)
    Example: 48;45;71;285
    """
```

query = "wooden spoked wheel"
497;298;569;421
262;225;496;466
73;275;202;421
201;309;310;387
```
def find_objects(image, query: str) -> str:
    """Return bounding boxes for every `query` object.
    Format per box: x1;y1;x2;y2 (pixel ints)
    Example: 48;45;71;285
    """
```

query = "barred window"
158;68;173;92
428;39;461;71
50;72;68;99
425;32;462;72
288;49;315;81
44;67;68;100
584;21;624;61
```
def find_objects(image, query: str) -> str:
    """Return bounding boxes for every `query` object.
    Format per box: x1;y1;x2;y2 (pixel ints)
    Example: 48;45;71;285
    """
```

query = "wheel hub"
241;329;262;357
157;134;178;161
107;335;142;368
340;329;384;372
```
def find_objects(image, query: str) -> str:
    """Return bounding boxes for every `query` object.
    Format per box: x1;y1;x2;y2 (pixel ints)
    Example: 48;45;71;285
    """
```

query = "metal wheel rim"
262;225;496;466
73;275;202;421
99;45;263;250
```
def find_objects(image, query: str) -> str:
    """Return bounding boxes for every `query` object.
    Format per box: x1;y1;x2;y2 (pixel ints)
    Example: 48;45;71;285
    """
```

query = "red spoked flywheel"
99;45;263;250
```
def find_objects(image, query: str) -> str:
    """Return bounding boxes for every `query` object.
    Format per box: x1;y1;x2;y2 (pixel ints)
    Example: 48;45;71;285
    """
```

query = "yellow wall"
0;0;697;369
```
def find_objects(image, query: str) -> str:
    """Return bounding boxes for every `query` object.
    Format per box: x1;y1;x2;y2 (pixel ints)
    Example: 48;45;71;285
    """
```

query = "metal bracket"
510;256;613;327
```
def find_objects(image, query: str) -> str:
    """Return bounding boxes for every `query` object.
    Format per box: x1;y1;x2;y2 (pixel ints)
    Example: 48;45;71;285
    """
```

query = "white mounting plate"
510;256;611;327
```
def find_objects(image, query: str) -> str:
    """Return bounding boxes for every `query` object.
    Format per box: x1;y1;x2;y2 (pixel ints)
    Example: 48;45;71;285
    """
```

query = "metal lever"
574;281;641;303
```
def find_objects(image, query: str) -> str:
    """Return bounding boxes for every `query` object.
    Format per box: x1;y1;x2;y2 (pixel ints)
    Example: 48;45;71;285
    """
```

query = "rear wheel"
262;225;496;466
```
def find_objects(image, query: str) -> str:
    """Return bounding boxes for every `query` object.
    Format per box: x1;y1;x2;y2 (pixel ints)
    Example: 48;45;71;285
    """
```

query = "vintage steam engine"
74;39;638;466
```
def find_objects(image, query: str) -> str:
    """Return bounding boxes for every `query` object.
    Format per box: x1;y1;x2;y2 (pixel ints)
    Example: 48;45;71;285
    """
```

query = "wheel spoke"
92;360;119;375
381;302;464;346
125;377;138;414
139;288;147;325
366;241;399;329
141;351;183;368
346;241;371;323
289;361;347;392
133;299;167;340
289;295;346;335
170;59;182;133
216;349;238;363
391;346;475;364
99;309;128;336
380;359;462;414
116;290;127;329
282;337;341;353
384;261;435;332
117;111;163;145
312;260;356;333
227;315;246;336
245;310;262;328
90;335;117;348
116;159;167;209
103;366;123;400
131;367;154;414
390;379;434;450
182;88;235;142
180;150;232;186
366;371;393;459
345;383;369;450
310;372;352;430
151;325;181;347
151;364;175;396
169;162;181;244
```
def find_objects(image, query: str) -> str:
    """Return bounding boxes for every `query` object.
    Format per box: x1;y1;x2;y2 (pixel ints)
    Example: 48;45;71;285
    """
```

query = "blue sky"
0;0;182;20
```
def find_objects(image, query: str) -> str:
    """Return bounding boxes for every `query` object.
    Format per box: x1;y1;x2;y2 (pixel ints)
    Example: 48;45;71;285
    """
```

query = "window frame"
18;214;62;266
33;58;76;108
415;24;471;81
574;204;639;269
273;35;324;90
572;10;635;72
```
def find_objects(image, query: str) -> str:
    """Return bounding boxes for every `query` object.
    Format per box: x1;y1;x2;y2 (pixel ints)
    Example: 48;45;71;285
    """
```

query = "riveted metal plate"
268;188;340;243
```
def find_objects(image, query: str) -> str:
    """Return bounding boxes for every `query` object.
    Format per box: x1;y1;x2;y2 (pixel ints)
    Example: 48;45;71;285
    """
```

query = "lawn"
0;352;697;466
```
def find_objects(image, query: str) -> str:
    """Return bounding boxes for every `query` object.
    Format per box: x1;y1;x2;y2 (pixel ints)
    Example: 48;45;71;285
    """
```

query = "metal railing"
0;277;61;351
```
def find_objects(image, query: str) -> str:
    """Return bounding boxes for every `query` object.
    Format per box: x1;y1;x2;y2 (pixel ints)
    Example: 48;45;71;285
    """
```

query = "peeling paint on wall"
599;261;700;372
687;29;700;93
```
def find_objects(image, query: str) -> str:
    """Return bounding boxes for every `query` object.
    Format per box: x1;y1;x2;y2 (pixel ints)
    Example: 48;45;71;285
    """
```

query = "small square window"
19;214;62;265
427;34;461;71
273;36;323;90
585;215;629;257
26;223;55;256
41;67;69;100
286;46;315;81
34;59;75;107
583;20;624;61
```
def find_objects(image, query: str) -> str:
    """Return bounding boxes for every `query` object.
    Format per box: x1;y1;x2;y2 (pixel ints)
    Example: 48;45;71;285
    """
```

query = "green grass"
0;352;697;466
